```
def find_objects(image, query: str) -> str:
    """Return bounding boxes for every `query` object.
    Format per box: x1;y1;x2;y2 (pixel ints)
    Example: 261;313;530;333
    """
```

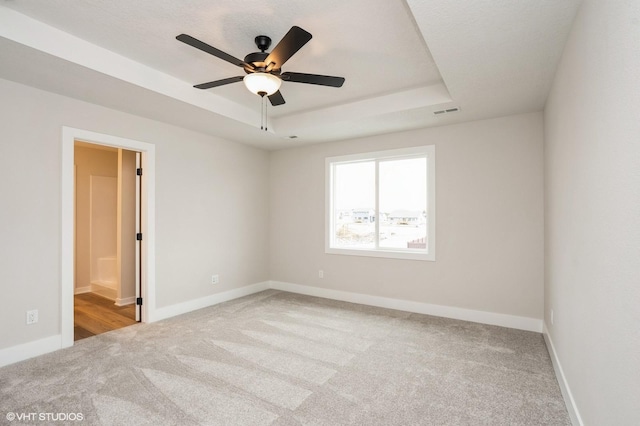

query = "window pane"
378;157;427;250
333;161;375;249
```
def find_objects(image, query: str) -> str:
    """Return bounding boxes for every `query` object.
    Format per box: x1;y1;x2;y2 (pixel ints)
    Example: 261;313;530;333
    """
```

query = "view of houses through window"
330;153;428;252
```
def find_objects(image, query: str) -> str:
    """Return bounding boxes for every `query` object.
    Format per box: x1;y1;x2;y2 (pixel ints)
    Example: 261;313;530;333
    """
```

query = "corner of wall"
542;323;584;426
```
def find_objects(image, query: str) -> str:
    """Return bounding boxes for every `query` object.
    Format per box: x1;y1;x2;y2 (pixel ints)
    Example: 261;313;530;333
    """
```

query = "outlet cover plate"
26;309;38;325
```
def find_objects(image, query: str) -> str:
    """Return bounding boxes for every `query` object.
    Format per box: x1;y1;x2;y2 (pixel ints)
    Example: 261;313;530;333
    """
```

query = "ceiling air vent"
433;107;460;116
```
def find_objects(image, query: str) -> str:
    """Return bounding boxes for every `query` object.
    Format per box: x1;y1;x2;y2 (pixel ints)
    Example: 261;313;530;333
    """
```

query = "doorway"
73;142;140;340
61;127;156;348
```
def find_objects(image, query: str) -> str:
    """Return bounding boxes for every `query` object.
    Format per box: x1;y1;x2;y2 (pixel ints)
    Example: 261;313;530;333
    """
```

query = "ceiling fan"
176;26;345;106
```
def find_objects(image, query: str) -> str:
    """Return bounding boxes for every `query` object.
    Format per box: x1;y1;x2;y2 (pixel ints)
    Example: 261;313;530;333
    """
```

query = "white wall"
544;0;640;424
0;77;270;349
118;148;137;302
270;112;544;321
74;145;118;291
89;175;117;287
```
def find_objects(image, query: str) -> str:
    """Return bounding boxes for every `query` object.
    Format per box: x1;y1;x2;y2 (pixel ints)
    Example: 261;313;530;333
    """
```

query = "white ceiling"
0;0;581;150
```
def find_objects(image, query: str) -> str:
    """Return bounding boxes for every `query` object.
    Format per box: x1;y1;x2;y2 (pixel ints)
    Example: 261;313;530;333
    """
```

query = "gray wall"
544;0;640;423
0;78;270;349
270;112;544;320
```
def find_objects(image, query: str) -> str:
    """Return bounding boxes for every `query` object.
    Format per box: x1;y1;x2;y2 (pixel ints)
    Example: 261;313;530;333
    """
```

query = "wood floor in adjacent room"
74;292;137;341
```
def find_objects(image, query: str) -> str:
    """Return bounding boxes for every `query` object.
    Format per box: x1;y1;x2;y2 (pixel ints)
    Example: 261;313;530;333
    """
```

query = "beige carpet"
0;290;570;425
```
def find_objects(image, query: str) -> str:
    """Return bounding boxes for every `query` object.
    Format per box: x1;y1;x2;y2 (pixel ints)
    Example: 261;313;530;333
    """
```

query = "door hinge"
136;168;143;176
136;297;143;306
136;233;143;241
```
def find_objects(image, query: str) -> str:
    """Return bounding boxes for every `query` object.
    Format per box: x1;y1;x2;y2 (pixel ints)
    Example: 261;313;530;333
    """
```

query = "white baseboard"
1;280;542;369
0;282;269;368
0;335;62;368
74;286;91;294
543;323;583;426
151;281;270;322
269;281;543;332
115;297;135;306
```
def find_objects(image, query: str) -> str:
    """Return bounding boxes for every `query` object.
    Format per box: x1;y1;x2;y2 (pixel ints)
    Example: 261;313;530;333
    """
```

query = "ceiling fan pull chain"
260;96;264;130
265;98;268;131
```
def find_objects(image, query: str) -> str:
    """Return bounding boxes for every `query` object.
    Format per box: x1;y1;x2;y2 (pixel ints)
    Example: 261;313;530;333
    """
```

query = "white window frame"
325;145;436;261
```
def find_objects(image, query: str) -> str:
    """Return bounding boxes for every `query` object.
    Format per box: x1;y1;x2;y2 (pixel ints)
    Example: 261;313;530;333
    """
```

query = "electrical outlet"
211;274;219;285
550;309;554;325
318;270;324;279
26;309;38;325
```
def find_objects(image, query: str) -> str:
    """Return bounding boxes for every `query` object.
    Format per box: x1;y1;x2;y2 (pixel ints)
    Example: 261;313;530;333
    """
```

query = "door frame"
61;126;156;348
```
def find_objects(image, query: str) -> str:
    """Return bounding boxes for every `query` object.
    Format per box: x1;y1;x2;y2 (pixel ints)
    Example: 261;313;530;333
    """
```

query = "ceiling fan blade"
268;90;285;106
193;76;244;89
265;26;312;70
177;34;254;70
281;72;345;87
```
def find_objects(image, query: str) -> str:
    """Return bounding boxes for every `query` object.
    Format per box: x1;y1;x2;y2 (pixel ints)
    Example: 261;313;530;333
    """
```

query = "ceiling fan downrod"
254;35;271;53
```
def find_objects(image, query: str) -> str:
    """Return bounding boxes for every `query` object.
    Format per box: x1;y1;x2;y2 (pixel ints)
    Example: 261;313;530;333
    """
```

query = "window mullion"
375;159;380;250
330;164;336;248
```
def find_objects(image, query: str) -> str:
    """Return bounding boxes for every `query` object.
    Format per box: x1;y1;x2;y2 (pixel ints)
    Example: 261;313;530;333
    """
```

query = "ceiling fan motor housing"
244;35;280;74
244;51;275;73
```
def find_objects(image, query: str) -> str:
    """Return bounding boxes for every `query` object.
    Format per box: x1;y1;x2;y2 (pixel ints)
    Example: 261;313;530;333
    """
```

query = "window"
326;145;435;261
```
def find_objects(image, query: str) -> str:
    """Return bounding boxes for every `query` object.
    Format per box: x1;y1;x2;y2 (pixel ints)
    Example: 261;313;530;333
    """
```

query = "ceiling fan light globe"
243;73;281;96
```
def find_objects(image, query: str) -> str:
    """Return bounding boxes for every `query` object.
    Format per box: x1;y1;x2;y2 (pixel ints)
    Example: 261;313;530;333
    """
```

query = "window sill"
325;247;435;261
